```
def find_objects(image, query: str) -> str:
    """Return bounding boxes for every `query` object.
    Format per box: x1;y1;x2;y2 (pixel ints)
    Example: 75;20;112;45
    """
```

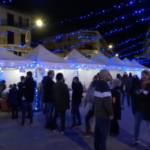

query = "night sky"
4;0;150;60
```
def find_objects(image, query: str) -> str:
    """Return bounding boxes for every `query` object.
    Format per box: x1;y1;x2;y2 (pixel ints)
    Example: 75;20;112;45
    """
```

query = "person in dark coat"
21;71;36;127
116;74;122;81
130;75;141;115
52;73;70;134
137;70;150;149
121;72;131;107
130;75;142;145
71;77;83;128
8;84;19;119
42;70;55;129
110;78;121;136
17;76;25;109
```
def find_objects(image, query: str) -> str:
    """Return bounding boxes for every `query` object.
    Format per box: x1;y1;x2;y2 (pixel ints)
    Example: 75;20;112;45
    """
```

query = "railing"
0;20;29;28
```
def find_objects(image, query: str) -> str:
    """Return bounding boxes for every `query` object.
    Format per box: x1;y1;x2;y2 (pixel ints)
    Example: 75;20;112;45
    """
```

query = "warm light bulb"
109;45;113;49
36;20;43;27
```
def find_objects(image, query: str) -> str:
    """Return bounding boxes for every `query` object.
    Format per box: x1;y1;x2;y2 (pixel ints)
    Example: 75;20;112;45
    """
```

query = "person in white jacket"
82;80;98;137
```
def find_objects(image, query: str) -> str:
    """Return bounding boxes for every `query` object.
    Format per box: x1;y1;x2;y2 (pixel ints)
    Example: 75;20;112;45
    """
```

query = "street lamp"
109;45;113;49
24;20;43;55
36;20;43;27
115;53;119;57
25;19;43;44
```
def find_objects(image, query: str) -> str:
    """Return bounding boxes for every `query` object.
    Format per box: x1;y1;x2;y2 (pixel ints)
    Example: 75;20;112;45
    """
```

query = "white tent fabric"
123;58;133;67
0;47;32;66
111;57;128;66
24;44;70;68
91;53;118;66
64;49;98;68
131;59;146;68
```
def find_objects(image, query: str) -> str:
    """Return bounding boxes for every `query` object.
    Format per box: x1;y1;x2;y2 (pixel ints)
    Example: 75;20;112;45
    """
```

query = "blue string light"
30;15;150;49
35;8;150;44
34;65;38;111
0;60;146;72
0;6;149;44
0;69;3;82
54;0;146;25
1;30;150;64
1;0;12;3
0;24;48;36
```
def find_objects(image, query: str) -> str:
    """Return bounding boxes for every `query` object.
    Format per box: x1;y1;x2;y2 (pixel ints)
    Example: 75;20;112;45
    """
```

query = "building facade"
0;4;31;56
43;30;113;58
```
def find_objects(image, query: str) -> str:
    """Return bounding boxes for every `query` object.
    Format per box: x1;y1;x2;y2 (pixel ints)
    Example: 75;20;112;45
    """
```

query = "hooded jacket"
94;80;113;119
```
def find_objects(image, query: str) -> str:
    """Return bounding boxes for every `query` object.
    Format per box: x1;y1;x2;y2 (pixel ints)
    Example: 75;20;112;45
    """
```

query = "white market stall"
24;44;77;86
0;48;34;86
64;49;100;87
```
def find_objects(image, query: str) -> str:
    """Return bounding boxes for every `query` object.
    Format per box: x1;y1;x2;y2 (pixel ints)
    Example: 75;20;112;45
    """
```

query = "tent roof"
65;49;95;64
0;47;32;67
111;57;128;66
123;58;133;66
131;59;145;68
25;44;67;63
91;53;117;65
0;48;27;61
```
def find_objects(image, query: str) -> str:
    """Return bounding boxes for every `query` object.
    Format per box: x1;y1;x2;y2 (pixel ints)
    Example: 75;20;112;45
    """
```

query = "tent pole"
0;68;3;82
76;69;79;77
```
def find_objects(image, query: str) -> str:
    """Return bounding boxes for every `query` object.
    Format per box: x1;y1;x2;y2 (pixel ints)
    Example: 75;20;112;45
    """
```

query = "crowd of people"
0;72;36;126
0;69;150;150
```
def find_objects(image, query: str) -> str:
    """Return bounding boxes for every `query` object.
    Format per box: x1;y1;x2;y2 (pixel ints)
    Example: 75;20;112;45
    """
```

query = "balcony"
0;20;29;29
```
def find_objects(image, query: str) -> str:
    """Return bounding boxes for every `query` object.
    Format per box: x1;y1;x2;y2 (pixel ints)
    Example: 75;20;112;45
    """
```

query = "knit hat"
142;70;150;76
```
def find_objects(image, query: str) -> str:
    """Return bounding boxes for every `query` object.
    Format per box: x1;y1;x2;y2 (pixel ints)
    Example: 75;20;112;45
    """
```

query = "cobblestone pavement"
0;105;149;150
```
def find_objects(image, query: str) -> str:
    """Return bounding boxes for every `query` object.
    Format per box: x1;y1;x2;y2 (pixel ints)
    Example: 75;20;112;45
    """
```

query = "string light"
35;8;150;44
0;7;149;53
69;45;150;63
1;32;150;65
1;0;12;3
54;0;146;24
0;24;48;36
34;64;38;111
31;15;150;52
0;68;3;82
0;6;149;45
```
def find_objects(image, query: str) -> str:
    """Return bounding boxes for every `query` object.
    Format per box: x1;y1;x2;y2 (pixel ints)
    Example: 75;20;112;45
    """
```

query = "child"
110;78;122;136
8;84;19;119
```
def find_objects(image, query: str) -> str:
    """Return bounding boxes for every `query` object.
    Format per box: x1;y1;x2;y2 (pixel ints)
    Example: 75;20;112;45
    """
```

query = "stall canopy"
111;57;129;66
24;44;70;68
131;59;145;68
0;47;32;67
65;49;97;65
123;58;133;67
91;53;118;66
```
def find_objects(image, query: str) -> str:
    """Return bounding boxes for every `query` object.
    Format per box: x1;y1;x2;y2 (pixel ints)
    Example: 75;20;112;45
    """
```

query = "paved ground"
0;104;150;150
